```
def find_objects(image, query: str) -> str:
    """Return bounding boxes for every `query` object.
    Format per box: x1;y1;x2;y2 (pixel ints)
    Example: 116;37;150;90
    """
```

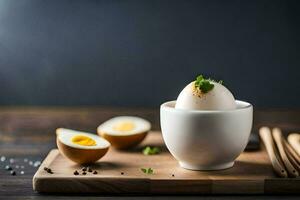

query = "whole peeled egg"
175;76;236;110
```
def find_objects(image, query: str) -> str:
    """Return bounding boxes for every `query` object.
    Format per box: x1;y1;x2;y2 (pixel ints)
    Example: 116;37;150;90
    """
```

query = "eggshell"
57;138;109;164
98;131;148;149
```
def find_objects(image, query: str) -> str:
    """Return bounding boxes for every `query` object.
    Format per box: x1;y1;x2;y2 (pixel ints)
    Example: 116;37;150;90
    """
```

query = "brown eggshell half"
57;138;109;164
98;131;148;149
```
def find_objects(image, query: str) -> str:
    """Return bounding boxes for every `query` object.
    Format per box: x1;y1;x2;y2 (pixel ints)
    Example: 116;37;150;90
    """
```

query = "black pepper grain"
121;172;124;175
93;171;98;174
46;168;53;174
73;170;79;175
10;171;16;176
82;167;87;171
172;174;175;177
82;172;87;175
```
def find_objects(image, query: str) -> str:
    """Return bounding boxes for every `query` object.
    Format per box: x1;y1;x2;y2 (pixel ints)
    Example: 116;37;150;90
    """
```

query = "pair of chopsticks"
259;127;300;178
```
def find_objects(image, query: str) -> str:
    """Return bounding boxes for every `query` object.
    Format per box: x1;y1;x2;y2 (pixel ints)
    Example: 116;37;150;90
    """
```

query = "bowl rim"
160;100;252;113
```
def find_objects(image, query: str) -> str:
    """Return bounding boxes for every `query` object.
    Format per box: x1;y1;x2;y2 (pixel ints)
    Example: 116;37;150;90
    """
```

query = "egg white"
57;128;110;150
175;81;236;110
97;116;151;136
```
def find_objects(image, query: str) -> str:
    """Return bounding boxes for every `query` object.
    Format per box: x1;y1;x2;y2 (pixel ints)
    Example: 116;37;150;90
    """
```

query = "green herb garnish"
143;146;160;155
208;78;223;85
141;167;154;174
194;75;214;93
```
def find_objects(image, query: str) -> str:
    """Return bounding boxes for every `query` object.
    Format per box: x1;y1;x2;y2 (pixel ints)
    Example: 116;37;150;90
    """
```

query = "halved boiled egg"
97;116;151;149
56;128;110;164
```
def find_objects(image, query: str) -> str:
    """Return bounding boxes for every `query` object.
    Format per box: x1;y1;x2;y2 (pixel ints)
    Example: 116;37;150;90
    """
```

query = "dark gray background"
0;0;299;107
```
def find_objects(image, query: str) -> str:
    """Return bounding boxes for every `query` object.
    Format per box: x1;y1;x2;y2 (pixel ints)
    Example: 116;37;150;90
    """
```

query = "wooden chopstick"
259;127;288;178
283;139;300;173
288;133;300;157
284;137;300;165
272;128;299;177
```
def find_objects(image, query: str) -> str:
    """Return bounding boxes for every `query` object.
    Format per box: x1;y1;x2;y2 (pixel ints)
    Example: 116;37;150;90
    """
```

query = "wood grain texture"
33;132;300;194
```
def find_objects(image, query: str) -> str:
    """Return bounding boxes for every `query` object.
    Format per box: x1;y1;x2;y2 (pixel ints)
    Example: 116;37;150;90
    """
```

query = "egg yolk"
71;135;96;146
113;121;135;131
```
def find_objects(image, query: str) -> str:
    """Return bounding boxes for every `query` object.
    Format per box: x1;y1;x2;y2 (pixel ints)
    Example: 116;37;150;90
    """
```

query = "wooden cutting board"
33;131;300;194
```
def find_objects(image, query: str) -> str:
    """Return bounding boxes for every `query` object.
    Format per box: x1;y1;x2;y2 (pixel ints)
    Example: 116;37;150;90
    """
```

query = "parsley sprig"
194;75;215;93
141;168;154;174
142;146;160;155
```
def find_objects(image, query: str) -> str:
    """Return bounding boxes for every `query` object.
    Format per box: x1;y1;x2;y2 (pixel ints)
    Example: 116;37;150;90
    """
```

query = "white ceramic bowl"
160;100;253;170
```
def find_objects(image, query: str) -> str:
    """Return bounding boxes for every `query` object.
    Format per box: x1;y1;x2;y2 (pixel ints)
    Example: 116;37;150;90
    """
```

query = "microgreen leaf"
141;168;154;174
143;146;161;155
194;74;214;93
199;80;214;93
208;78;224;85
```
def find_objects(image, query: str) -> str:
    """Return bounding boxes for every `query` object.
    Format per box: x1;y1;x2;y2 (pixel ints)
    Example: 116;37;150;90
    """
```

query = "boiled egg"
97;116;151;149
175;80;236;110
56;128;110;164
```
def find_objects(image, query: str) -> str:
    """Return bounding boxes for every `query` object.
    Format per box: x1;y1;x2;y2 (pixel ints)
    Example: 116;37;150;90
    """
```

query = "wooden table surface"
0;106;300;200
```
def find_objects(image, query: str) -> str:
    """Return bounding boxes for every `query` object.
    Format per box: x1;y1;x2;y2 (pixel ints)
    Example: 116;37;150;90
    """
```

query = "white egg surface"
175;81;236;110
57;128;110;150
97;116;151;136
